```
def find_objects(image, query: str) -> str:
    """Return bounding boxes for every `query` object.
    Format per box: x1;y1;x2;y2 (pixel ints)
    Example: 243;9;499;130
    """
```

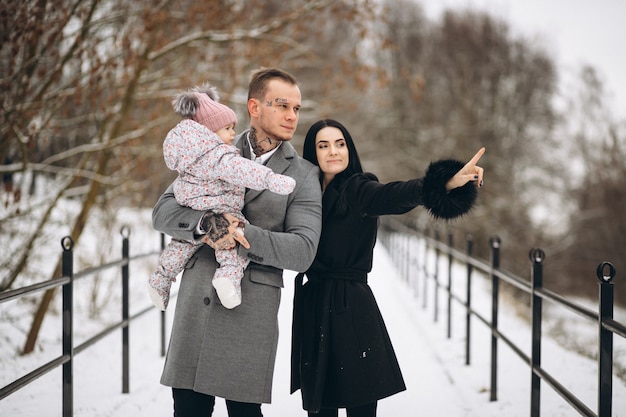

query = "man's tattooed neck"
249;127;274;157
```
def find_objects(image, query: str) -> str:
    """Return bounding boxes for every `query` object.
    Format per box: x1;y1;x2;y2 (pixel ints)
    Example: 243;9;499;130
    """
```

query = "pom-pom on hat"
172;83;237;132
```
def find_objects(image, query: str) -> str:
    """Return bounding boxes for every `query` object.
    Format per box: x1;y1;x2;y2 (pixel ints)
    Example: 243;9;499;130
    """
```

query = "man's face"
253;79;302;142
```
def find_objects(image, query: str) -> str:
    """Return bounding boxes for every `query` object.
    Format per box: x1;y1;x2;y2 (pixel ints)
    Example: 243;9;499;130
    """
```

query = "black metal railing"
0;227;166;417
379;217;625;417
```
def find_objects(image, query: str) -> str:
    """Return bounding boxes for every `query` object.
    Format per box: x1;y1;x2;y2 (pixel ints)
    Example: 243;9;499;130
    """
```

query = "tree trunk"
21;30;151;354
22;170;104;354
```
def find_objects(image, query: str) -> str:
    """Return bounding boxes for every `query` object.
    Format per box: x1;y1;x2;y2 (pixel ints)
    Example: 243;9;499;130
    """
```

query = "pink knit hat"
172;84;237;132
192;92;237;132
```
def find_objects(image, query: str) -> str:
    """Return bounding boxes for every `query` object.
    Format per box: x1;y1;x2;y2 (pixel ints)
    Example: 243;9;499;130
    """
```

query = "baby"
148;84;295;310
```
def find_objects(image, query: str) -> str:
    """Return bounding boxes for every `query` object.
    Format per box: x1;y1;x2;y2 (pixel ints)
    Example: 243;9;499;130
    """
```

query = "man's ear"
248;98;260;118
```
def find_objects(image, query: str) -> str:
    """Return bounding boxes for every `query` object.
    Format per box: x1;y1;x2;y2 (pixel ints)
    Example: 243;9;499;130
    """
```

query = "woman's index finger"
469;147;485;165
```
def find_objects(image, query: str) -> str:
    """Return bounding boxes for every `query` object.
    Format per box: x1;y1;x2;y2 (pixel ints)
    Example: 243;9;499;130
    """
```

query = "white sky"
421;0;626;119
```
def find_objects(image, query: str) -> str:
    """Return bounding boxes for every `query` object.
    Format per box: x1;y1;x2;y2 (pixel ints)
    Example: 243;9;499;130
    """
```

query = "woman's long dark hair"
303;119;365;214
303;119;363;183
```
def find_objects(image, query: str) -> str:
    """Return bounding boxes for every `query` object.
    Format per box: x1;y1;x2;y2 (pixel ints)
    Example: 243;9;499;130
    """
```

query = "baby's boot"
212;277;241;309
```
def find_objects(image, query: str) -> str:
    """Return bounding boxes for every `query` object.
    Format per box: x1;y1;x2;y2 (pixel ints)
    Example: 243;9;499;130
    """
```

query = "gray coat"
152;130;322;404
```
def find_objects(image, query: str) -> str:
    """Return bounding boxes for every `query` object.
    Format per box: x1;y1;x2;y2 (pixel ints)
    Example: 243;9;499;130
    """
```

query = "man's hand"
202;213;250;250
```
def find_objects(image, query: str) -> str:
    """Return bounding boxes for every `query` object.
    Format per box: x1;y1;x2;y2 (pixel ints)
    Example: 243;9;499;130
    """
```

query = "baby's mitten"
267;173;296;195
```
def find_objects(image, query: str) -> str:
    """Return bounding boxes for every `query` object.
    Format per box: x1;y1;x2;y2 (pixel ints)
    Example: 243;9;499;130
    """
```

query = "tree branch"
148;0;334;61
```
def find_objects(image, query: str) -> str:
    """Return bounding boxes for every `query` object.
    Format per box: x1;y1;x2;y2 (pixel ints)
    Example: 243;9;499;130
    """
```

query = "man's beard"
258;115;294;143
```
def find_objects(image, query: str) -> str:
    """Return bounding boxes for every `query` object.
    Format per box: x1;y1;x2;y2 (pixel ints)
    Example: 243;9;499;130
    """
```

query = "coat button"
203;297;210;305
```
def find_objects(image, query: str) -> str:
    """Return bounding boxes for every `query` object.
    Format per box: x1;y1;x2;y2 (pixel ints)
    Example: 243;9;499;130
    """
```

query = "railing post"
465;234;473;366
160;233;167;357
422;226;429;310
409;223;419;296
410;233;419;297
529;248;546;417
597;262;615;417
121;226;130;394
61;236;74;417
433;227;440;323
489;236;501;402
447;230;453;339
403;233;409;284
406;234;413;287
402;233;407;280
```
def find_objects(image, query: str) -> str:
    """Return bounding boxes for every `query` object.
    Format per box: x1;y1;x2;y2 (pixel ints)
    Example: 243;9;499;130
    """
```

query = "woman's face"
315;126;349;182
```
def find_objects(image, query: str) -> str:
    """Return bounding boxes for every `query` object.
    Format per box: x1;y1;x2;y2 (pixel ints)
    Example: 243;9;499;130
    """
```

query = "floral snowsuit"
150;119;295;308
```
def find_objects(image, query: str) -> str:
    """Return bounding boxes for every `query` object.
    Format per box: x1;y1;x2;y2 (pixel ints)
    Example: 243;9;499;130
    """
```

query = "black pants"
172;388;263;417
308;402;378;417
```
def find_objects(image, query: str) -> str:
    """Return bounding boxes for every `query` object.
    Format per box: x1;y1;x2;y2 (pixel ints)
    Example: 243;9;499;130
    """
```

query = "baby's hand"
267;173;296;195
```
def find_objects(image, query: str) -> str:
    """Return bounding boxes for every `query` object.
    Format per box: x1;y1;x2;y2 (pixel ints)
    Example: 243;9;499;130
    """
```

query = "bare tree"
368;5;561;273
548;67;626;304
0;0;378;354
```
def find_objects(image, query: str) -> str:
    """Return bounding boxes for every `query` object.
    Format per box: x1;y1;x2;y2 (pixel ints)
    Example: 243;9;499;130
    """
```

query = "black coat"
290;160;477;412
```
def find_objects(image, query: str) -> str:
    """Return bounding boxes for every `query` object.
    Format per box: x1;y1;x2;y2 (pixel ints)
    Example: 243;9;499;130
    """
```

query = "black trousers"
308;402;378;417
172;388;263;417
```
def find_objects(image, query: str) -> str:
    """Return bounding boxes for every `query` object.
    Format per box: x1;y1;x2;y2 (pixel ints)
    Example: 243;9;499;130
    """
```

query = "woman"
290;119;484;417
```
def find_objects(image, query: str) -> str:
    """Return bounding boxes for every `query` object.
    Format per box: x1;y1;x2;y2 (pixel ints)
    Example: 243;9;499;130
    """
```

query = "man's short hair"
248;68;298;101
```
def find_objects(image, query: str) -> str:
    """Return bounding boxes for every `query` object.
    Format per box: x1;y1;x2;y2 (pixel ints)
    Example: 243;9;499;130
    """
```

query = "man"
152;68;323;417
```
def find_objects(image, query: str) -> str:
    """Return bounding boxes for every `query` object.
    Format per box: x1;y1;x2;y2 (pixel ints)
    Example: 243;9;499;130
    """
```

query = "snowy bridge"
1;219;626;416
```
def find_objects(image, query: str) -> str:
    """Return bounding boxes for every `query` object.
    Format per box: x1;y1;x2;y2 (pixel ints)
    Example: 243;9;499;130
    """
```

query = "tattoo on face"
265;98;288;107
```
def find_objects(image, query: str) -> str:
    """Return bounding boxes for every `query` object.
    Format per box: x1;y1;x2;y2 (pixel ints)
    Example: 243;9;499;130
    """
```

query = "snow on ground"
2;216;626;416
